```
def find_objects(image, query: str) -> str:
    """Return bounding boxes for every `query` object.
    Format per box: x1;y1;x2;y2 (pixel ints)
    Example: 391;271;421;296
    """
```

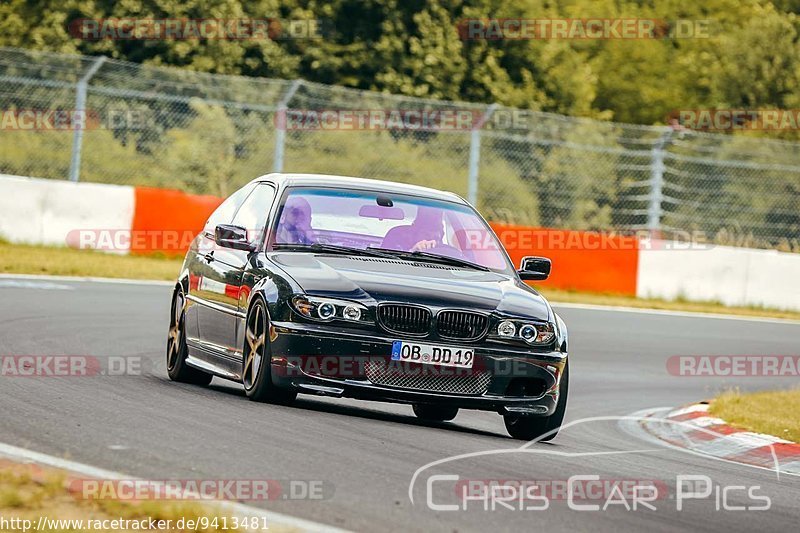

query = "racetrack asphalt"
1;277;798;532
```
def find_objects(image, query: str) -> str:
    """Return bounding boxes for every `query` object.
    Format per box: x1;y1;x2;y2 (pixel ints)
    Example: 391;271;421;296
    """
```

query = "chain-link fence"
1;47;799;251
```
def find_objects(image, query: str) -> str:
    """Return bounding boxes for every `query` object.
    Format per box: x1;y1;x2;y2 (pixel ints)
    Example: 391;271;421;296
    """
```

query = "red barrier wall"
131;187;222;256
490;223;639;296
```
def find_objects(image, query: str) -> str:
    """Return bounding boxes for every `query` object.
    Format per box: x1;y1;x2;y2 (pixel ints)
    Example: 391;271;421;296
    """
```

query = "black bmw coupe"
167;173;569;440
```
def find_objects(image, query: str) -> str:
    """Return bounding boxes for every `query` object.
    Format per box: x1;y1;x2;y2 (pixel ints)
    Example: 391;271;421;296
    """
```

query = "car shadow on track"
153;370;566;445
201;379;509;440
294;397;507;439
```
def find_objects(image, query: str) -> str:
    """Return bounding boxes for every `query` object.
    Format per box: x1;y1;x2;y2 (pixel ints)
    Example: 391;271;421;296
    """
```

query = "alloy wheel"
243;302;267;389
167;291;185;371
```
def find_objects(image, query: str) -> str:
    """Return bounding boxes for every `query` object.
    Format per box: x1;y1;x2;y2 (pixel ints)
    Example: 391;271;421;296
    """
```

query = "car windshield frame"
266;185;516;275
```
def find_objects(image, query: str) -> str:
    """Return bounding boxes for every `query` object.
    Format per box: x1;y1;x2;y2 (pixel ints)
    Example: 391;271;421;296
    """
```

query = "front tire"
166;287;213;386
412;404;459;422
504;362;569;441
242;297;296;404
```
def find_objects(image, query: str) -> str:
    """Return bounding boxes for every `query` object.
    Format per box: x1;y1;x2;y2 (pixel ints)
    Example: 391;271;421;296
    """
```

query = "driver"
381;206;444;252
276;196;313;244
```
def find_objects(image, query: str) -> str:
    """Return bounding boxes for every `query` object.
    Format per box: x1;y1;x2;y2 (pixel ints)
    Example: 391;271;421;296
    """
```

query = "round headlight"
519;324;538;342
318;302;336;320
342;305;361;321
497;320;516;337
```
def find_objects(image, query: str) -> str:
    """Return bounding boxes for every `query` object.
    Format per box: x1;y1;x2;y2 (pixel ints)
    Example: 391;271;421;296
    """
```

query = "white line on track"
0;441;349;533
0;273;172;287
0;280;74;290
551;301;800;325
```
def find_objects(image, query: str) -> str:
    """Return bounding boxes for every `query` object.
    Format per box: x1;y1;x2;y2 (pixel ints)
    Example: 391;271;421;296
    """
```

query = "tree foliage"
3;0;800;127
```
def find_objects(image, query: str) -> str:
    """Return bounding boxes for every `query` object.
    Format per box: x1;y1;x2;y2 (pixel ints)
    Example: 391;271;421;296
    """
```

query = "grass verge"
0;241;182;281
709;389;800;442
1;241;799;320
0;461;249;532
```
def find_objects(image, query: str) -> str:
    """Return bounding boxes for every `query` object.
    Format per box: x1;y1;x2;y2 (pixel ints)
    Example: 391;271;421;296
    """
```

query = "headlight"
497;320;517;337
291;296;370;324
519;324;537;342
342;305;362;321
519;322;555;344
318;302;336;320
492;319;555;345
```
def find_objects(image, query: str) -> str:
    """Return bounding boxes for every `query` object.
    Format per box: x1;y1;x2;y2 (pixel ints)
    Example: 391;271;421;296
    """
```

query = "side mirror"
518;256;551;281
214;224;256;252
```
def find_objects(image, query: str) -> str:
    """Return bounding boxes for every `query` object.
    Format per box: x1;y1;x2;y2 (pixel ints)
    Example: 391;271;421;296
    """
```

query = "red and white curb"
640;403;800;476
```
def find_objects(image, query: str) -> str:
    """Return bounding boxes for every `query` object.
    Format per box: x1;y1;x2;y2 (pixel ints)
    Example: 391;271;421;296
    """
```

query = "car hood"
270;253;552;320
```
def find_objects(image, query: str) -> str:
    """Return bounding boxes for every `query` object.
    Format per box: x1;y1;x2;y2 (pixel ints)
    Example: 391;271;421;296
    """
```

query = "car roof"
250;173;468;204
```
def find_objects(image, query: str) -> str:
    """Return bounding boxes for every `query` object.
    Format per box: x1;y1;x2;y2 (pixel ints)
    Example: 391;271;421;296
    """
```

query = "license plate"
391;340;474;368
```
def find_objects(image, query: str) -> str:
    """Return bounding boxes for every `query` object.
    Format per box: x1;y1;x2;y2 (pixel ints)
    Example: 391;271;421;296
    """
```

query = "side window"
231;184;277;243
204;183;255;234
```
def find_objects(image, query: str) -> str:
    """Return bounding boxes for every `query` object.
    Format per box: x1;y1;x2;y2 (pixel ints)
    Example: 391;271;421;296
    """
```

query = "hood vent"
327;256;454;270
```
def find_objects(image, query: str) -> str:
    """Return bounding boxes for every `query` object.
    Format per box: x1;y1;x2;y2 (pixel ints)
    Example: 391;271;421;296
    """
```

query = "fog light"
497;320;516;337
318;302;336;319
343;305;361;321
519;324;538;342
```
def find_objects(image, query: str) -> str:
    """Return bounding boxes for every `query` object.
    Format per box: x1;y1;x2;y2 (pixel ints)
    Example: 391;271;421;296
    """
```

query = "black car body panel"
175;173;568;419
272;253;553;319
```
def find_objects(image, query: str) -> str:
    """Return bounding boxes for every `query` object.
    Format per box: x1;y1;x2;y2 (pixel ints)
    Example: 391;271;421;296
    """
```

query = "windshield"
271;187;512;273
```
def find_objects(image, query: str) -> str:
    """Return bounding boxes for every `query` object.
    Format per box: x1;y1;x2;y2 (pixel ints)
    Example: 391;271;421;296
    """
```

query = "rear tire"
166;287;213;386
412;404;459;422
242;297;296;404
504;362;569;441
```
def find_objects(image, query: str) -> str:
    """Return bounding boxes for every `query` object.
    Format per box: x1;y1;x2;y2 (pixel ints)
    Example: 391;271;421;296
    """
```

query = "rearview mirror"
358;204;405;220
214;224;256;252
518;256;551;281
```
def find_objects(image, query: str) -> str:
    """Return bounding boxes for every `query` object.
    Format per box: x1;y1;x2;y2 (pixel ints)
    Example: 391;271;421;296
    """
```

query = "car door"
196;183;277;357
186;183;254;352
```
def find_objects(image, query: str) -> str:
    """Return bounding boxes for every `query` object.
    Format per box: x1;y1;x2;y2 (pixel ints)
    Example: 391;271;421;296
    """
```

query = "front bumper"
269;321;567;416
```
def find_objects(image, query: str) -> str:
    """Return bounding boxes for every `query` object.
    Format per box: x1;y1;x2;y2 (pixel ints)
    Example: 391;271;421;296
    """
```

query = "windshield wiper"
273;243;396;259
273;243;491;271
367;247;491;272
